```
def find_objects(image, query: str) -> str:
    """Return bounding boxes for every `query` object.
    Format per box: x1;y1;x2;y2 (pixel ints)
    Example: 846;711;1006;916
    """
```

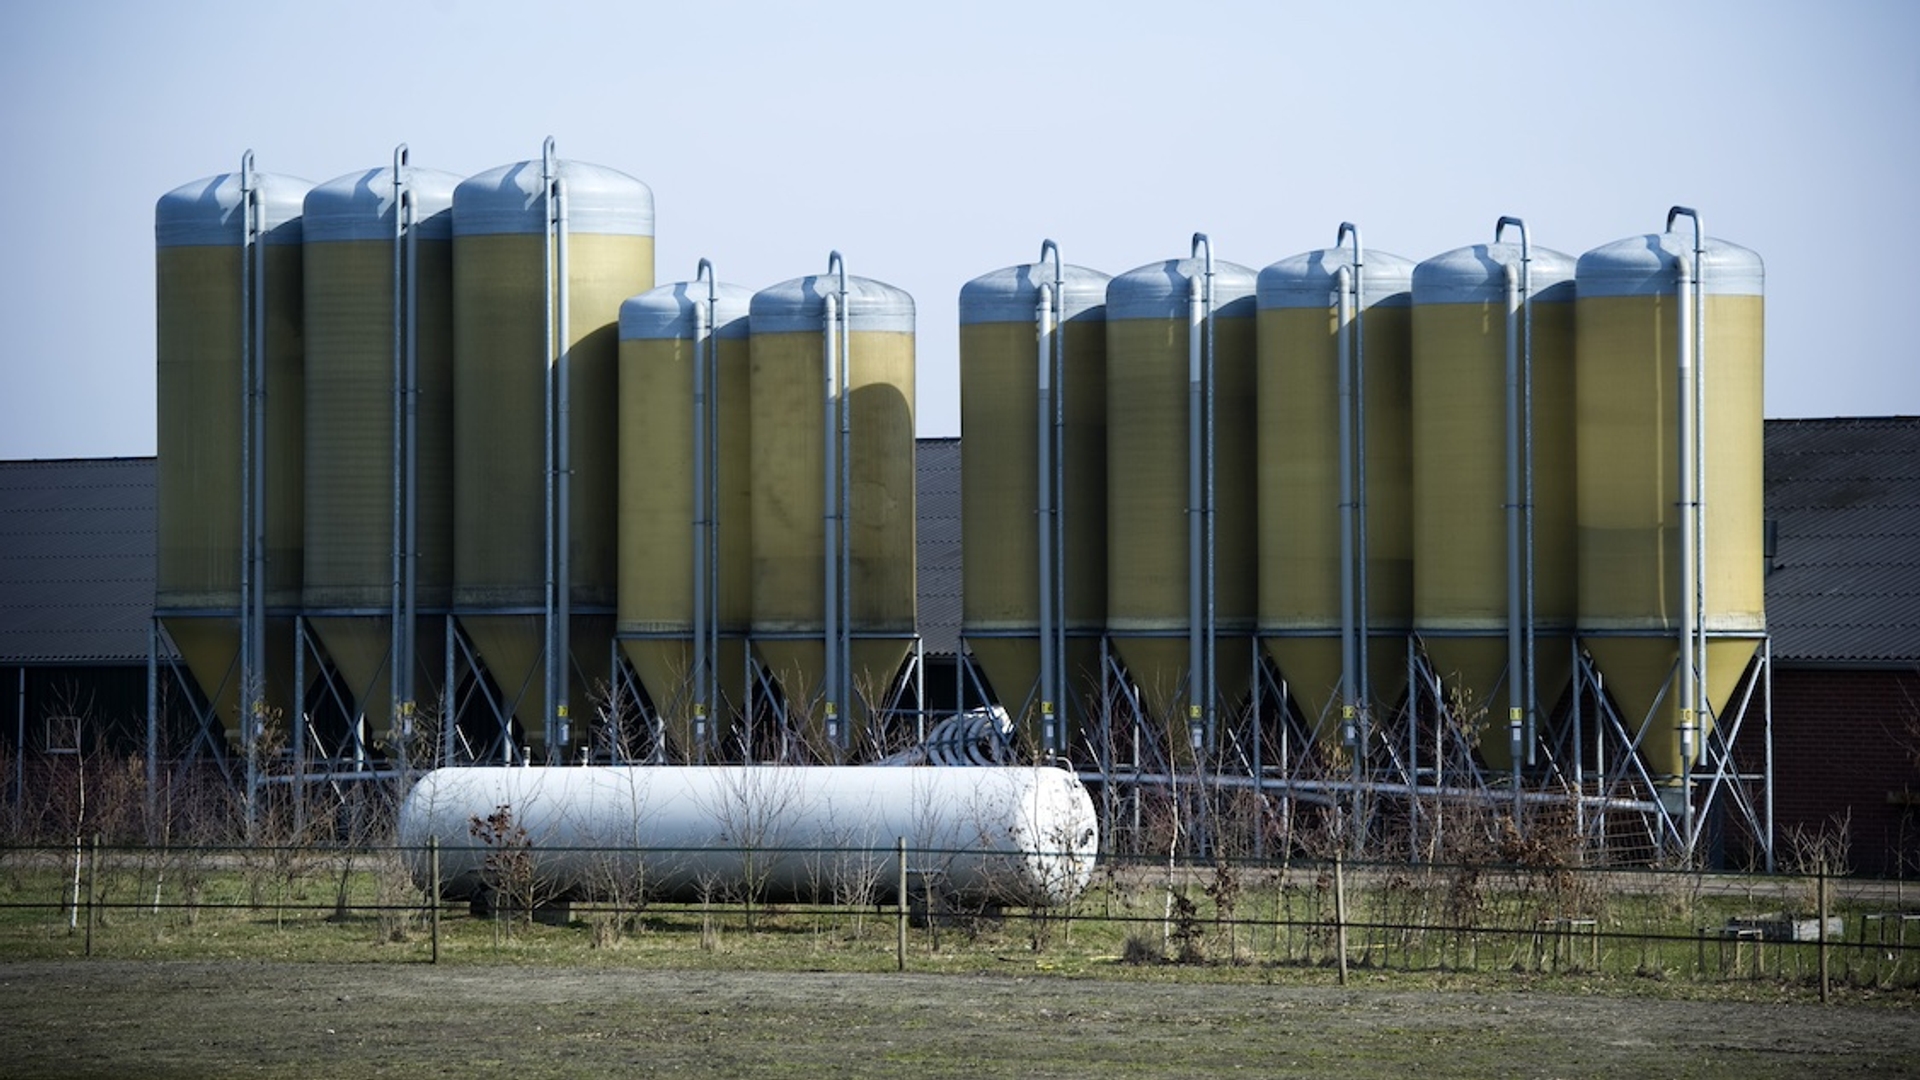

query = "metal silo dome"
618;275;754;761
451;145;655;760
749;266;917;758
1575;222;1764;790
155;159;312;748
1255;243;1415;746
1411;236;1576;772
301;155;460;751
1105;250;1258;756
959;254;1111;755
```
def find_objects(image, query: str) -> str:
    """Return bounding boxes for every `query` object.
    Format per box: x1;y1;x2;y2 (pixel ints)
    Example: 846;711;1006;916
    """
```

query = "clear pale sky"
1;0;1914;460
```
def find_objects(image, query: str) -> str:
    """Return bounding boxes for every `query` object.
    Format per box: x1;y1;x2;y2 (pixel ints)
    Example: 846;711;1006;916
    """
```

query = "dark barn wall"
1764;666;1920;878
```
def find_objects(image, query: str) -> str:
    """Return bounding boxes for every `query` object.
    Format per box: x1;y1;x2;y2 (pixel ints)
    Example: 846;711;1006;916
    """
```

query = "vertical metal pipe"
554;177;573;755
1497;215;1537;768
144;632;156;828
693;259;715;760
1193;233;1217;753
240;150;265;834
1048;246;1068;756
823;252;847;754
1337;224;1371;726
1674;245;1699;844
391;148;407;744
540;139;559;759
838;264;853;751
1502;260;1524;809
1668;206;1709;851
1185;269;1205;755
403;183;421;752
1035;277;1058;752
1333;266;1359;785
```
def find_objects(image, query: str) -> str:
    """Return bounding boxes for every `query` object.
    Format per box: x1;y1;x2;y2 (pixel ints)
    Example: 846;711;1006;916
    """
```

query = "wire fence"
3;840;1918;998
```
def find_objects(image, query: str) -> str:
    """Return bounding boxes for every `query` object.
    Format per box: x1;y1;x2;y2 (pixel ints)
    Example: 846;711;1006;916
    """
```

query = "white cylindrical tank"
397;765;1098;907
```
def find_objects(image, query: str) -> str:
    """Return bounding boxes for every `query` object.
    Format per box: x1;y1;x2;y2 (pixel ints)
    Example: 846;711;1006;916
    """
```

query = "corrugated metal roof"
0;458;157;664
915;438;962;656
1765;416;1920;665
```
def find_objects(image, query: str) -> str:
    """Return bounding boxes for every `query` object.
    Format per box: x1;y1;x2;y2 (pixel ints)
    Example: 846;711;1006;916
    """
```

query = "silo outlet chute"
452;141;654;761
1575;214;1764;791
302;149;460;757
960;246;1110;755
749;260;916;758
618;270;754;761
1105;241;1258;758
155;156;312;747
1410;224;1577;773
1256;238;1415;748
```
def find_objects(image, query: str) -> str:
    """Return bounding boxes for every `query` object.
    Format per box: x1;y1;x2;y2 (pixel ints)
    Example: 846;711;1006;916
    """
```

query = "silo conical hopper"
960;257;1110;754
1576;226;1765;787
749;270;917;755
302;159;459;746
1105;253;1258;754
618;277;754;759
155;163;311;746
1256;246;1415;746
1411;238;1577;771
453;150;654;757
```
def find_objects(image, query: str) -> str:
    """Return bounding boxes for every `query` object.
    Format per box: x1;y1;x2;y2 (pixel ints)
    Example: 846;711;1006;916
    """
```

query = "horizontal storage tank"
155;162;311;744
452;151;654;757
302;160;460;737
1576;225;1765;786
749;271;917;751
959;258;1110;754
1256;245;1415;739
1105;254;1258;739
398;765;1099;907
618;278;755;759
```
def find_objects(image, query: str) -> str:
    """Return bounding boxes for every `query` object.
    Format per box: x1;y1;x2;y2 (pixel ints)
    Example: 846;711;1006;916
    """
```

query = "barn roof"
1764;416;1920;666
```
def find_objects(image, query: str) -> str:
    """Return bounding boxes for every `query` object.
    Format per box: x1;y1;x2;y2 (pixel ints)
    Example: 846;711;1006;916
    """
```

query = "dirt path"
3;960;1916;1079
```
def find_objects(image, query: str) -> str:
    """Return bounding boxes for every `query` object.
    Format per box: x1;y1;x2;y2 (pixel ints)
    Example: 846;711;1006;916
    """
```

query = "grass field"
4;846;1919;1077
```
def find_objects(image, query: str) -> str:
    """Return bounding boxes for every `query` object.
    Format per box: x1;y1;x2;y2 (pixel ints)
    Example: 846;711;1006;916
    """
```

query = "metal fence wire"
2;841;1917;997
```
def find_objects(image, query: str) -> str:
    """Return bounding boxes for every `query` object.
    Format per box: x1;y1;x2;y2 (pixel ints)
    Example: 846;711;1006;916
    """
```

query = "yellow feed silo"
1105;251;1258;755
959;255;1110;755
1411;237;1577;772
749;268;917;756
618;276;754;760
452;147;654;759
1255;244;1415;744
302;158;459;745
155;160;311;746
1576;222;1765;788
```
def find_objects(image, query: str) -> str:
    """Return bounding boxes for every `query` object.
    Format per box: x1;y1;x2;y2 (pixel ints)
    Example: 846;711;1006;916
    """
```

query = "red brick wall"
1755;667;1920;879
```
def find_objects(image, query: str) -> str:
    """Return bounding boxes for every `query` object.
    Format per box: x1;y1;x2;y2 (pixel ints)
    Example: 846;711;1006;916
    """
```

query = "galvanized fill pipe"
554;176;573;754
1034;271;1057;752
1668;205;1708;841
540;139;558;759
1037;239;1067;753
838;263;853;752
822;251;848;753
402;178;421;746
1502;258;1524;805
1193;233;1217;752
1673;243;1698;828
1185;264;1205;754
389;145;412;747
1049;248;1068;755
693;258;717;760
1495;215;1537;767
241;150;268;817
1333;266;1358;763
1336;224;1372;734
